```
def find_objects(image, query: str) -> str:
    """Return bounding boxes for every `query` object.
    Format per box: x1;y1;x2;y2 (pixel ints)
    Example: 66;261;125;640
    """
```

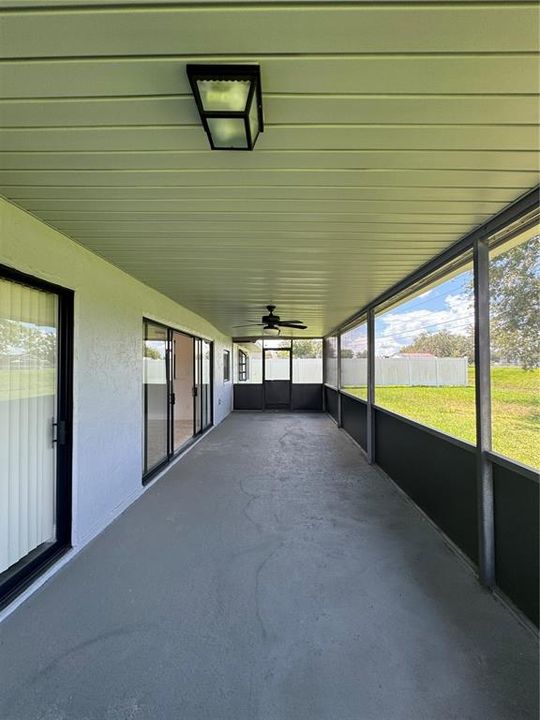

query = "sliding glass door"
0;267;73;606
193;338;213;436
143;321;213;481
194;337;203;435
143;321;169;475
201;340;212;430
172;331;194;452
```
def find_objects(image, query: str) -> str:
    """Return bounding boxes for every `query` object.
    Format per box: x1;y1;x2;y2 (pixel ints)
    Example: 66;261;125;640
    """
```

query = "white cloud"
342;325;368;355
350;335;368;354
375;292;473;356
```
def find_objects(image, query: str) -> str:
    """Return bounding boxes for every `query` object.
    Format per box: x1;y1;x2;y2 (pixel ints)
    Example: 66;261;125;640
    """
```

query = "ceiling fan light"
263;325;280;336
187;64;264;151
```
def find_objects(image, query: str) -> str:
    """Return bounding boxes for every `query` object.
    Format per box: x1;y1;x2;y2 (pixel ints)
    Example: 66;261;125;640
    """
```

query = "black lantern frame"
186;64;264;151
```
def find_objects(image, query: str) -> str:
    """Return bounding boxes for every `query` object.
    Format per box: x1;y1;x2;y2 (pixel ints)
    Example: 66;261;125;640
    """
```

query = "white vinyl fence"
235;356;467;386
236;358;323;383
144;356;166;383
341;357;468;387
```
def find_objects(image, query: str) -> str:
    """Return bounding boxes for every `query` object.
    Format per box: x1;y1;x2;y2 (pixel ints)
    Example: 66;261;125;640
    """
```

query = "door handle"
52;419;66;446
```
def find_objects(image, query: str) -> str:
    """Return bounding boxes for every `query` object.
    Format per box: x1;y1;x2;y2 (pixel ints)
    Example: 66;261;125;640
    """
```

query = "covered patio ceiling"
0;0;538;336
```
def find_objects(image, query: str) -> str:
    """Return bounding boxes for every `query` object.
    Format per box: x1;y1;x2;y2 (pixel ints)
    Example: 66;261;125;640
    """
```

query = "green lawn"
0;368;56;400
343;366;539;469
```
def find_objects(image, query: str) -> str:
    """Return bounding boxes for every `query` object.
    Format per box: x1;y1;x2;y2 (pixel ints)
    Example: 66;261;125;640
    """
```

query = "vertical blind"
0;278;58;574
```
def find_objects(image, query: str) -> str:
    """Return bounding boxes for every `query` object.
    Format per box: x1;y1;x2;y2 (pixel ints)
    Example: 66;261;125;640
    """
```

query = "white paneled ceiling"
0;0;538;336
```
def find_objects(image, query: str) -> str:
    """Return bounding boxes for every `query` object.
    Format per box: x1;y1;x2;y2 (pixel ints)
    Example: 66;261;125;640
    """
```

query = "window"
489;226;539;468
233;341;262;383
223;349;231;382
323;336;338;387
238;349;249;382
292;338;322;383
340;322;367;399
374;255;475;443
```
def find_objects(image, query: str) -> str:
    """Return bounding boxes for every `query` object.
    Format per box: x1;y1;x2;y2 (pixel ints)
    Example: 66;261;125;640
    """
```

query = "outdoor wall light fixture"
186;64;264;150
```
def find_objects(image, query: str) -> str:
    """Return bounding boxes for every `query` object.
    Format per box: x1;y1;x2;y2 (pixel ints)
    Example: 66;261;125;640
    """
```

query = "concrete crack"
238;476;263;532
254;541;284;640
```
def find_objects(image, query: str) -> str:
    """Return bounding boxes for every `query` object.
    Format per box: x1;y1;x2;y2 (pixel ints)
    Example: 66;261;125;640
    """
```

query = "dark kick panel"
264;380;290;409
233;384;323;412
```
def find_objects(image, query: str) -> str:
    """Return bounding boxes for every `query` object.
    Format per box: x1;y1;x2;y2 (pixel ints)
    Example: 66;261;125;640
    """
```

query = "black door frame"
0;264;74;610
262;346;292;410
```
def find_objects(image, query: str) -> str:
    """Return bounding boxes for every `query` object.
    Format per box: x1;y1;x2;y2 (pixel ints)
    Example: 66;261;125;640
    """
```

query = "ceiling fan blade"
277;321;307;329
278;320;303;325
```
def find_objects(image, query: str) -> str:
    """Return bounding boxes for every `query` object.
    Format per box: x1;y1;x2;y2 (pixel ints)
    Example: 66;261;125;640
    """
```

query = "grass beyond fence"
343;366;539;469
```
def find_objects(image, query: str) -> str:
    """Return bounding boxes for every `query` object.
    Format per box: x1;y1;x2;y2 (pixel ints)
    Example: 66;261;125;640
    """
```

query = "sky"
342;269;474;358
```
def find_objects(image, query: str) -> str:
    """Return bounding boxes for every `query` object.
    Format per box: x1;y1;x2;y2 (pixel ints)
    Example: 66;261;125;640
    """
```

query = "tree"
401;329;474;363
323;337;337;358
294;338;322;358
144;345;162;360
340;348;354;358
488;235;539;369
0;319;57;366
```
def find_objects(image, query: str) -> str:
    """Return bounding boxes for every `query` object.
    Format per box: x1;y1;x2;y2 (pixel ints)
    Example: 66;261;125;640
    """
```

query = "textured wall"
1;197;233;550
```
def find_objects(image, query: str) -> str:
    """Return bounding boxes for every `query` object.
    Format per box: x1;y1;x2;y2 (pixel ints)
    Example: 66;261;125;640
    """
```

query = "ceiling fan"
233;305;307;334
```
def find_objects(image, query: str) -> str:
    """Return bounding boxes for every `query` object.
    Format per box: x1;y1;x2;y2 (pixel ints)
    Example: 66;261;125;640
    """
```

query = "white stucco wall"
0;197;233;555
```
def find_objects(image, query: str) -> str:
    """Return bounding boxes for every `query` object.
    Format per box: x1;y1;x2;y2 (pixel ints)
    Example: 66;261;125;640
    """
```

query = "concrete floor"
0;413;538;720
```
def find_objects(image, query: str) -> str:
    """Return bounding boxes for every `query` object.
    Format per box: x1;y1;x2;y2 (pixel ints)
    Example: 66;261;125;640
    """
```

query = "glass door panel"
0;278;59;574
201;340;212;429
143;321;169;473
172;331;194;452
194;338;203;435
143;326;214;477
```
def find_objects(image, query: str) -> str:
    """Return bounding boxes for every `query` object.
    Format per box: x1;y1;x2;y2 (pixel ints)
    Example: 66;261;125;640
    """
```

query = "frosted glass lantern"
187;65;264;150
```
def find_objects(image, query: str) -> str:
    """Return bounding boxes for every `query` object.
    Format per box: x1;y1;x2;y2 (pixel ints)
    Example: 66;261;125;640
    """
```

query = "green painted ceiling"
0;1;538;336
